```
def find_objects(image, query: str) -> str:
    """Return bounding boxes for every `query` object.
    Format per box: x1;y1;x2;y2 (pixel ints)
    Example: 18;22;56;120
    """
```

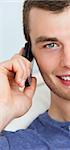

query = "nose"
60;47;70;68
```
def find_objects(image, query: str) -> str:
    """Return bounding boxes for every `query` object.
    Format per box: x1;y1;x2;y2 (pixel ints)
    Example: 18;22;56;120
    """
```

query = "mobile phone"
22;42;33;87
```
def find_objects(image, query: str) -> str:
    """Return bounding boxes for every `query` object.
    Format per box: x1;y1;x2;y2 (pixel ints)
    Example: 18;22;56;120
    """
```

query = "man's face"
29;7;70;100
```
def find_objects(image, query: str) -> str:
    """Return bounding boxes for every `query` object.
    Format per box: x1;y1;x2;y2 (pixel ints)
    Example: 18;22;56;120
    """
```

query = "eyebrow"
35;36;58;44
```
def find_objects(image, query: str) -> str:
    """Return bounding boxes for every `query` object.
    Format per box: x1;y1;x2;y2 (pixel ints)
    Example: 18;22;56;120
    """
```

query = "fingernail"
19;86;25;92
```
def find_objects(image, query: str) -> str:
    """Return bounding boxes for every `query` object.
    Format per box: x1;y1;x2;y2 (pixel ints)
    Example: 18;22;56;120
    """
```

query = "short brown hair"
23;0;70;42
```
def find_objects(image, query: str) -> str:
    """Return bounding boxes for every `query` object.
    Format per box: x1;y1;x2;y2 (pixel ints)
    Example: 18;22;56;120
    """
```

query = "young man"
0;0;70;149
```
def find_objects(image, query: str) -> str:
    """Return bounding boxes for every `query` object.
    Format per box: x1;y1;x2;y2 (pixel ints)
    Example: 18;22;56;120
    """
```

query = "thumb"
24;77;37;99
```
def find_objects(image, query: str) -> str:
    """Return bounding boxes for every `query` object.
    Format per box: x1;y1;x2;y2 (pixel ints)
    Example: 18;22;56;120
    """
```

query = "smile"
60;76;70;81
57;75;70;86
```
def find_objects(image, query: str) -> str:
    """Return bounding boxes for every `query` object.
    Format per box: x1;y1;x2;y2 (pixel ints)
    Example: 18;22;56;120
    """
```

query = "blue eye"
47;43;57;48
41;42;62;51
44;43;58;49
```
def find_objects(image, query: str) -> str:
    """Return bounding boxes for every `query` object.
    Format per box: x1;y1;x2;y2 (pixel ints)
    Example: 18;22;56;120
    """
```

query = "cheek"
35;52;61;75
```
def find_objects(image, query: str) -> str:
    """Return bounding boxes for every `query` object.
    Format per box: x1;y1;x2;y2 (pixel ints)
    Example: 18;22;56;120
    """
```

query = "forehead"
29;7;70;39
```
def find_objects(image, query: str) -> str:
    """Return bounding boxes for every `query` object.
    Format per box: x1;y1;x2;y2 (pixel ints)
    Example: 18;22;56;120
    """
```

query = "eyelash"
43;42;60;50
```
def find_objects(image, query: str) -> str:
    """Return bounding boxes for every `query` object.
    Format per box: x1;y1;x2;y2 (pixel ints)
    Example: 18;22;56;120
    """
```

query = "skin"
29;7;70;122
1;6;70;131
0;49;36;131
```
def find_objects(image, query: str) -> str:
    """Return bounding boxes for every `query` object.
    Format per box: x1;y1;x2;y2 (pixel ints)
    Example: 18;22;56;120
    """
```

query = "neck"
48;92;70;122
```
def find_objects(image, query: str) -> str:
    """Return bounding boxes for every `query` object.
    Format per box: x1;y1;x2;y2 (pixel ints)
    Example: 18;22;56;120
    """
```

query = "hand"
0;48;37;131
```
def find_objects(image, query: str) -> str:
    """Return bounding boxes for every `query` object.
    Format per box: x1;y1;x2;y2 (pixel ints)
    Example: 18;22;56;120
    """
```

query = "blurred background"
0;0;50;131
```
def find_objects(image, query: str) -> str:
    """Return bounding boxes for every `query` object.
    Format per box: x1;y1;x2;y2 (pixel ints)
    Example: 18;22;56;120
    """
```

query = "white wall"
0;0;24;61
0;0;51;131
0;0;39;74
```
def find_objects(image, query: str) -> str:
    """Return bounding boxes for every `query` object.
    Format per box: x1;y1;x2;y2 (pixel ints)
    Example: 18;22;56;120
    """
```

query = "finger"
12;57;32;87
0;59;27;86
11;59;29;87
24;77;37;99
0;60;12;75
19;48;24;56
0;54;32;87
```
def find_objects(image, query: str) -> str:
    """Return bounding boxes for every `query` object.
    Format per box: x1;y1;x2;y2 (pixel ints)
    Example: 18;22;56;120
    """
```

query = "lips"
56;75;70;86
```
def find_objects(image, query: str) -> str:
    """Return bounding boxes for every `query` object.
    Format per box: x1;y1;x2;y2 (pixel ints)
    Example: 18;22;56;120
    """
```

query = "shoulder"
2;112;49;150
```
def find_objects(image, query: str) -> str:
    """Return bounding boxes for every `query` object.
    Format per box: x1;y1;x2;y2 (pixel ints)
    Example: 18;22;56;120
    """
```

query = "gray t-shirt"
0;111;70;150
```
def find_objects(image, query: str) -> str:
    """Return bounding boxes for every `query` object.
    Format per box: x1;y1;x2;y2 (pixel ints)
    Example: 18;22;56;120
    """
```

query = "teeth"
61;76;70;81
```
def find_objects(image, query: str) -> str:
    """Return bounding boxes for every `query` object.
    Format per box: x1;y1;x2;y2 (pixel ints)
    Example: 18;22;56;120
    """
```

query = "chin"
52;88;70;101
